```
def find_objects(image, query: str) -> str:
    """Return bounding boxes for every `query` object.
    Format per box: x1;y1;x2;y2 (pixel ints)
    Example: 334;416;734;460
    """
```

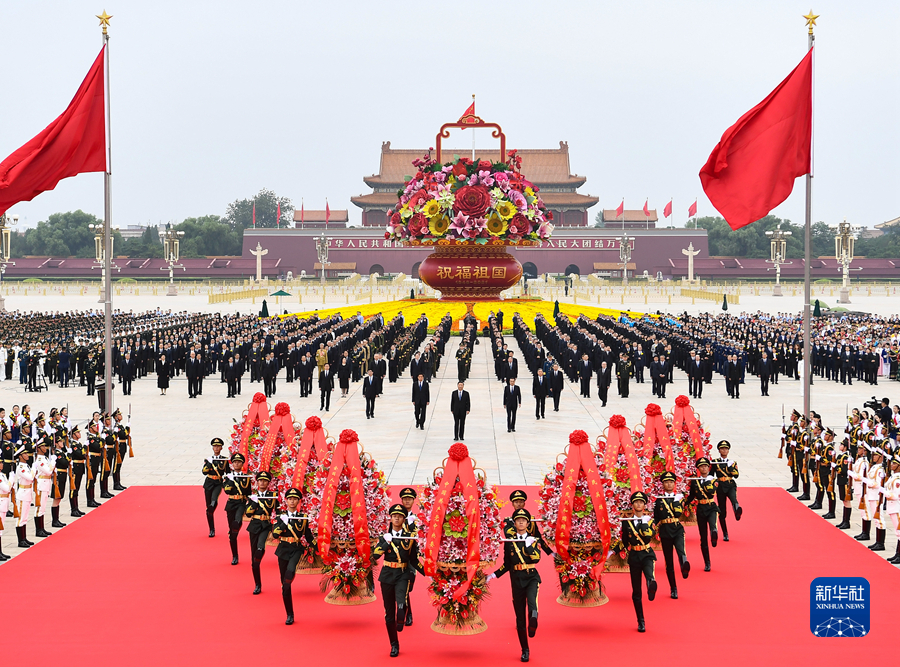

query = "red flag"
688;200;698;217
0;47;107;215
276;201;281;228
615;200;624;218
458;101;475;122
700;48;813;230
252;202;256;228
325;200;330;226
642;200;650;217
663;200;673;218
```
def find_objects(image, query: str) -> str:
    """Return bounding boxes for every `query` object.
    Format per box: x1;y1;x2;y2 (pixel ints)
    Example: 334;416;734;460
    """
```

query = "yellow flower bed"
280;300;468;330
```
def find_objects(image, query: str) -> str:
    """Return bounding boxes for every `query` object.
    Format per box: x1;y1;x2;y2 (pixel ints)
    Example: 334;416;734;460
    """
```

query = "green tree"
121;225;164;258
223;188;293;231
175;215;242;257
593;210;606;228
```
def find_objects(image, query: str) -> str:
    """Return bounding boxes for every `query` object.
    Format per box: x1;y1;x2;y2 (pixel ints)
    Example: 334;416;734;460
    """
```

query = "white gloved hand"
249;494;258;502
486;573;497;581
524;536;536;548
383;533;393;543
803;447;810;452
814;456;821;461
280;514;290;523
830;463;836;469
674;493;684;501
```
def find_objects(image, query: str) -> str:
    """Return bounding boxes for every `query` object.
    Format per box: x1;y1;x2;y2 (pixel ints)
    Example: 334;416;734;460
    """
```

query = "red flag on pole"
615;200;624;218
252;202;256;228
458;101;475;122
325;200;330;227
699;48;813;230
688;200;698;218
0;47;107;215
663;200;673;218
276;201;281;229
642;200;650;217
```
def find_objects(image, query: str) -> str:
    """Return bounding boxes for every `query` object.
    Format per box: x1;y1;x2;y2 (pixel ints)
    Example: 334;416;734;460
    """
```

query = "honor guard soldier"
785;409;801;492
33;436;55;537
398;487;419;626
863;447;887;550
86;420;104;508
68;425;86;517
711;440;743;540
653;471;690;599
850;441;871;540
808;422;825;510
818;429;837;519
14;442;35;548
0;459;12;560
100;413;117;499
51;430;70;528
201;438;229;537
488;508;542;662
112;408;130;491
506;489;554;555
372;504;422;658
245;471;277;595
619;492;658;633
833;438;853;529
223;452;252;564
687;457;719;571
883;454;900;563
272;487;315;626
797;414;812;501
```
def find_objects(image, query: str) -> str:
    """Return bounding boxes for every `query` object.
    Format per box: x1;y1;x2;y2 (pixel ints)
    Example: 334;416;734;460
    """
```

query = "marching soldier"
202;437;229;537
33;436;55;537
883;454;900;563
14;442;35;548
653;471;690;599
68;424;86;517
398;487;419;626
863;447;886;551
619;492;658;633
785;409;801;492
272;487;315;626
711;440;742;541
51;429;70;528
223;451;252;565
505;489;554;555
833;437;853;529
112;408;130;491
372;504;422;658
488;508;542;661
245;470;277;595
687;457;719;571
86;419;104;508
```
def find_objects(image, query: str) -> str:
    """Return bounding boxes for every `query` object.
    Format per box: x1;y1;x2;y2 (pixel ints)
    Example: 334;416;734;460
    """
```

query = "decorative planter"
557;585;609;607
429;562;491;635
411;240;530;301
295;552;325;575
322;539;376;605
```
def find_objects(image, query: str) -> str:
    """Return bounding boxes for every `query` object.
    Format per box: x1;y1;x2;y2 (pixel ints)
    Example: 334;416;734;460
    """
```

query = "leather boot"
206;510;216;538
809;489;823;510
787;473;799;493
868;529;885;551
0;541;8;561
100;478;113;499
252;559;262;595
822;497;836;520
70;497;84;517
528;609;538;638
404;600;413;626
229;530;239;565
836;506;852;529
51;505;66;528
516;625;529;660
633;599;645;632
387;621;400;657
283;583;295;625
16;526;31;548
719;515;729;542
798;480;810;501
35;516;52;537
887;542;900;564
854;520;871;541
113;470;127;491
86;488;100;508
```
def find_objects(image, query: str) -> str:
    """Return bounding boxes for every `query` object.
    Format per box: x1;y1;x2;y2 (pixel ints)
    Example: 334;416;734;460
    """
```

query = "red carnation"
609;415;627;429
305;416;322;431
390;212;401;227
452;162;469;179
478;160;492;172
339;429;359;444
274;402;290;417
645;404;662;417
408;189;429;208
448;442;469;461
453;185;491;218
573;495;587;512
253;392;266;404
675;395;690;408
568;430;589;446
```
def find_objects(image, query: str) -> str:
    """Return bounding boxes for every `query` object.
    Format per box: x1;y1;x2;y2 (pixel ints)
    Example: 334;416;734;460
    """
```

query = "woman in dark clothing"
338;357;351;397
157;354;171;395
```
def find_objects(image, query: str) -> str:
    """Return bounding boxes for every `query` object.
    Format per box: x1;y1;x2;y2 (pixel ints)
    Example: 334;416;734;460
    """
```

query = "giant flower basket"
228;392;271;472
537;430;611;607
417;443;502;635
317;429;390;605
386;148;553;301
290;416;332;573
666;395;713;526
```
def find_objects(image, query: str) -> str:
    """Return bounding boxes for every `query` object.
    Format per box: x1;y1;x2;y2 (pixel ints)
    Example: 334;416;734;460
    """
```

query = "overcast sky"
2;1;897;231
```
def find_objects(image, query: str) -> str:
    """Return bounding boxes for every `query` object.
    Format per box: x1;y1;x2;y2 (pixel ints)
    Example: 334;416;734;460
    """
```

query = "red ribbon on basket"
642;403;675;472
555;430;611;575
318;429;371;564
423;443;480;601
258;403;295;472
240;393;271;463
291;416;325;488
603;415;643;492
672;395;707;459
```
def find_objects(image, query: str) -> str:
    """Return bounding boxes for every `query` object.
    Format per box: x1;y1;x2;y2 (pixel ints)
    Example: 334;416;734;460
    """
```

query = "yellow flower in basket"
428;214;450;237
486;214;508;237
495;200;516;220
423;199;442;218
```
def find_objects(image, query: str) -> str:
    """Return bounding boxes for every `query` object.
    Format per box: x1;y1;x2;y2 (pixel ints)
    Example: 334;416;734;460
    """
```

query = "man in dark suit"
186;350;201;398
450;381;470;440
412;373;430;429
688;351;704;399
549;363;564;412
298;354;312;397
119;352;135;396
504;378;522;433
577;353;592;398
597;360;611;407
728;354;742;399
262;352;277;397
409;352;422;385
652;355;666;399
758;351;773;396
532;368;548;419
363;369;380;418
319;363;334;411
226;356;239;398
373;353;387;394
503;352;519;384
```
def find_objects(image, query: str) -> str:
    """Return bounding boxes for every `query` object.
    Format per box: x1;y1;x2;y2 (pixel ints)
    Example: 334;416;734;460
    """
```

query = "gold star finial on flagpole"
803;10;819;35
97;10;113;35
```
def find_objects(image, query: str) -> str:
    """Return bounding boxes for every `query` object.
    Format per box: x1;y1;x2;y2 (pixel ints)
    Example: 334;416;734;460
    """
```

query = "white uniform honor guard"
14;442;36;548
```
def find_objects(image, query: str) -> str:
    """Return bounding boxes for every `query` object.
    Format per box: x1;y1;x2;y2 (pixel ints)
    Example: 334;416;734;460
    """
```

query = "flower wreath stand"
669;395;712;526
228;392;271;470
293;416;331;574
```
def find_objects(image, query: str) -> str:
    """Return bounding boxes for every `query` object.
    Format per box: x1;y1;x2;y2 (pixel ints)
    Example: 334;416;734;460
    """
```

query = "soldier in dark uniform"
223;452;252;565
796;414;812;501
50;429;70;528
201;438;229;537
505;490;553;555
785;409;801;492
620;491;658;633
488;508;542;662
86;419;104;508
687;457;719;571
99;413;116;499
68;424;86;517
818;428;837;519
653;471;690;599
711;440;743;540
372;504;422;657
85;351;97;396
272;487;315;625
112;408;130;491
398;487;419;626
245;470;277;595
834;436;853;529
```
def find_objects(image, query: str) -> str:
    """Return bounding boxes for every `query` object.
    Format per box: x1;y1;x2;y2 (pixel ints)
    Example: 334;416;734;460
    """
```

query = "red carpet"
0;487;895;665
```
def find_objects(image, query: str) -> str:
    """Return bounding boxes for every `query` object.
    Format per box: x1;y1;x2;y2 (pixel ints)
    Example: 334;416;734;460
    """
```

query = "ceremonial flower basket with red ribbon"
228;393;270;472
254;402;301;505
667;396;713;525
538;430;611;607
416;443;502;635
317;429;390;605
286;415;333;573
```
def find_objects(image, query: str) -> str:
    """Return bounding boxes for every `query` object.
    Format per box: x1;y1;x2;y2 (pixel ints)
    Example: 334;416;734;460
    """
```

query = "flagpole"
99;10;114;415
802;11;818;419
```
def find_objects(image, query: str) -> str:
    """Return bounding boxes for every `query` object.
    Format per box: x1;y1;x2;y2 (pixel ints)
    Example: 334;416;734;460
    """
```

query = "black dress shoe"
723;534;730;542
711;530;718;548
390;643;399;658
637;620;645;633
405;610;413;626
647;579;657;601
520;649;530;662
52;519;66;528
285;615;294;626
231;557;239;565
100;492;114;499
704;562;711;572
670;589;678;599
209;530;215;538
681;561;690;579
786;486;799;493
797;493;810;501
253;585;261;595
735;506;743;521
114;484;127;491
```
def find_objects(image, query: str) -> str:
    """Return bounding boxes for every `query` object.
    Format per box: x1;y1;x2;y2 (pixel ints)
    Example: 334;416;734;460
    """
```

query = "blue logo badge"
810;577;870;637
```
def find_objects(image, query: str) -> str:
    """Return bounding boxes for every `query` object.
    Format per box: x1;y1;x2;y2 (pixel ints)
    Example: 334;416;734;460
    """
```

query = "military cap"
70;424;81;435
112;408;122;417
716;440;731;450
210;437;224;447
285;487;302;500
659;471;677;483
509;489;528;502
696;457;711;467
230;452;245;463
825;428;835;437
630;491;649;504
399;487;417;500
14;442;32;458
389;503;408;517
512;508;531;521
256;471;272;482
791;409;801;418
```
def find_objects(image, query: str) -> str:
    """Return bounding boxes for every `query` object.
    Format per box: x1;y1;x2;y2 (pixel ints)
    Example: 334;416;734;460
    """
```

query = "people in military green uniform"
223;452;252;565
621;491;658;633
372;504;422;658
711;440;743;540
201;438;229;537
687;457;719;571
653;471;690;599
272;487;315;626
398;487;419;627
796;414;812;500
245;470;278;595
505;490;553;555
68;424;86;517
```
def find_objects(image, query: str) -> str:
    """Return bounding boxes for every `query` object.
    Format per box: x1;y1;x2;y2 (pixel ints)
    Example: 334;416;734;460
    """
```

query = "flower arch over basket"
228;393;271;472
667;396;713;526
289;415;333;574
417;443;502;635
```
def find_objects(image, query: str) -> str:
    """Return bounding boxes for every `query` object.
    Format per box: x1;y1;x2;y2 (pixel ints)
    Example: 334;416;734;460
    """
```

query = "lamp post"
619;232;632;286
159;225;185;296
316;232;331;297
0;213;18;311
765;223;793;296
89;222;119;302
835;219;861;304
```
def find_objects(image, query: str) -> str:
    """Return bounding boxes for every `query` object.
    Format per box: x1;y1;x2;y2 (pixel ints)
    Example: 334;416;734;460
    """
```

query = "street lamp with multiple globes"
88;222;120;302
834;219;862;304
0;212;18;311
315;232;331;288
159;225;185;296
619;232;632;286
765;223;792;296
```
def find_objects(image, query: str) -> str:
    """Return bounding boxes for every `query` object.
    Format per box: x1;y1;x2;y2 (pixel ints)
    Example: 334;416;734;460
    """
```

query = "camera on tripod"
863;396;880;412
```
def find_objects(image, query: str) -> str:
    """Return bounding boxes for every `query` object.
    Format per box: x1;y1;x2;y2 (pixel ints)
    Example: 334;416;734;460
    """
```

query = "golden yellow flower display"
422;200;442;218
486;215;508;237
428;214;450;237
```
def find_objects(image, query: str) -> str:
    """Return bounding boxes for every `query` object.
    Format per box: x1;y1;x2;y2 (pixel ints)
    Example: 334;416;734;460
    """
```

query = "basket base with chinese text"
414;241;525;301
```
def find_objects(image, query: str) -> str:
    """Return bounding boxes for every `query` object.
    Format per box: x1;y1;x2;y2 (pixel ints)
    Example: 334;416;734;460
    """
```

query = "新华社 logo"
810;577;869;637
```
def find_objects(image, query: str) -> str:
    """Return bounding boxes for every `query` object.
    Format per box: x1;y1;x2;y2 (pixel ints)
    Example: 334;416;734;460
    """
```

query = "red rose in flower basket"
417;445;501;634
